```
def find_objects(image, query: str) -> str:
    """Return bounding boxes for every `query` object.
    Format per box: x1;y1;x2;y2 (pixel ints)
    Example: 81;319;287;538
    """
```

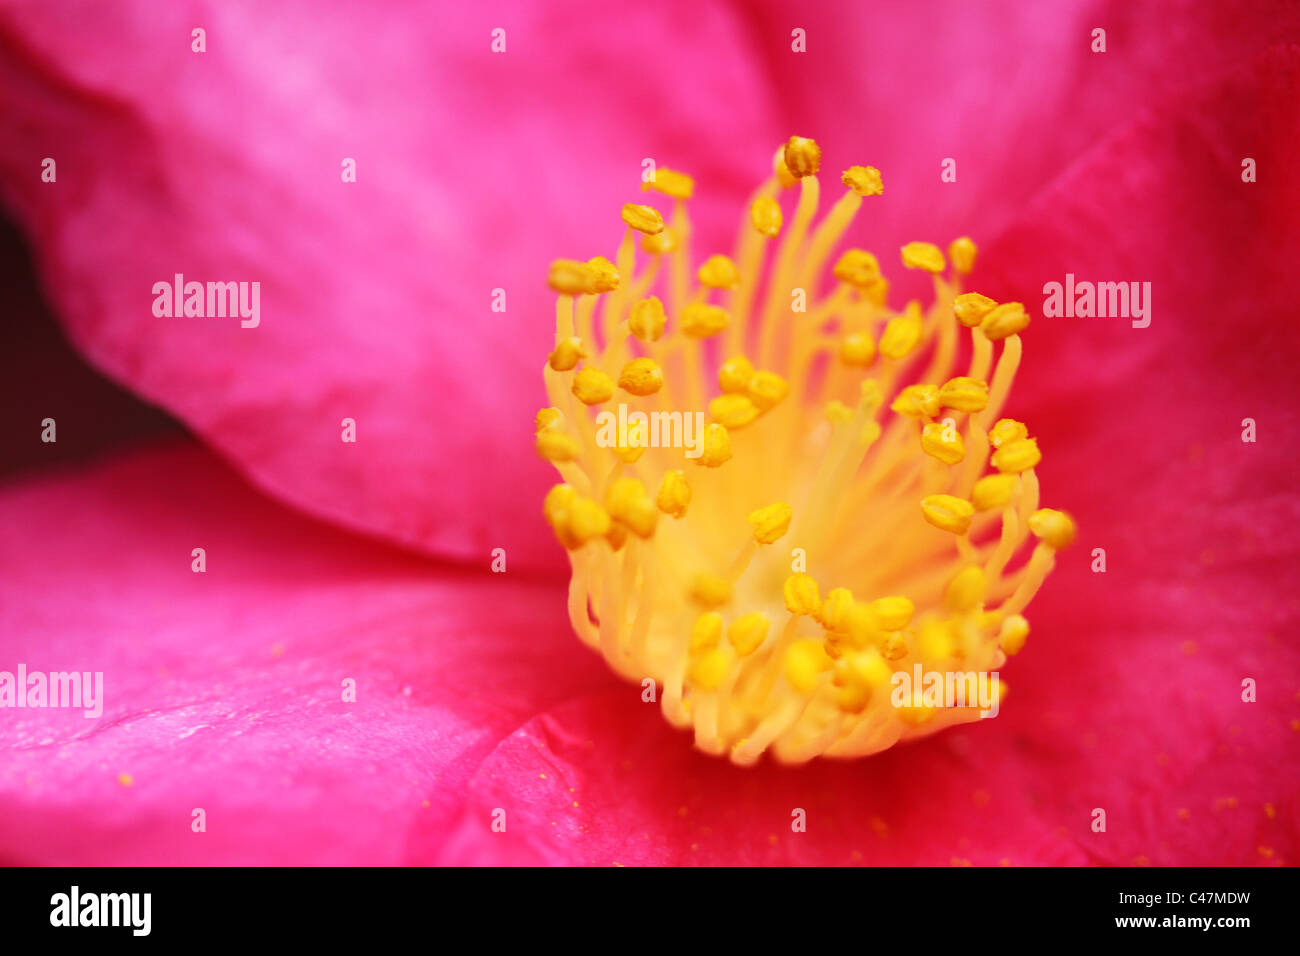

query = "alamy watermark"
152;273;260;328
0;664;103;718
1042;273;1150;328
891;665;1000;718
594;404;705;458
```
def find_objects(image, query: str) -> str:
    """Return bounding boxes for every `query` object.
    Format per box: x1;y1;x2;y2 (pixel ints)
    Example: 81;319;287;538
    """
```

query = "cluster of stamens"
537;136;1074;764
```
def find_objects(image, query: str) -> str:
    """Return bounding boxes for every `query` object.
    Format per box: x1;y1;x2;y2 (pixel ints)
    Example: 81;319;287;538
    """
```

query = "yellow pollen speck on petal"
785;639;832;693
681;303;730;338
729;612;771;656
696;423;732;467
880;302;923;359
690;573;732;608
991;437;1041;474
842;165;883;196
999;614;1030;655
748;502;793;544
536;430;579;462
535;407;562;432
656;470;691;518
869;596;914;631
698;254;741;289
1028;508;1076;549
783;136;822;178
988;418;1028;448
900;242;945;274
750;196;783;237
117;773;134;787
981;301;1030;340
618;357;664;396
572;366;615;405
946;566;986;612
891;384;941;419
548;336;587;371
972;473;1017;511
921;494;975;535
937;376;989;413
643;167;694;200
547;259;598;295
784;574;821;616
629;296;666;342
948;237;978;275
621;203;665;235
746;370;790;411
953;292;997;327
718;355;755;393
921;421;965;465
839;331;876;367
833;249;881;288
710;393;760;429
606;477;658;538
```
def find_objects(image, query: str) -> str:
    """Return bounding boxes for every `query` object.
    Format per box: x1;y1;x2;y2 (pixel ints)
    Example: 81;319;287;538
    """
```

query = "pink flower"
0;0;1296;864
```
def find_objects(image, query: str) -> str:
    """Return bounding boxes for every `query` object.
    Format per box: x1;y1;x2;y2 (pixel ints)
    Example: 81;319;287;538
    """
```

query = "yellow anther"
605;477;658;538
571;366;615;405
869;596;914;631
864;275;890;307
606;520;628;551
1028;508;1077;549
785;639;832;694
948;236;978;275
945;566;987;612
536;430;579;462
618;357;664;396
548;336;588;372
953;292;997;327
825;400;854;424
998;614;1030;656
921;421;966;465
783;136;822;179
698;254;741;289
917;619;956;661
612;420;648;463
937;376;990;413
628;296;666;342
729;612;771;656
891;383;941;419
543;483;577;522
921;494;975;535
547;259;597;295
545;489;611;550
746;370;790;411
981;301;1030;340
783;574;822;616
880;301;924;359
689;572;732;608
859;379;884;410
718;355;755;393
839;331;877;367
621;202;665;235
690;612;724;653
991;437;1041;474
972;473;1017;511
747;501;793;544
833;649;892;711
841;165;884;196
689;647;733;691
535;407;562;432
898;702;937;725
681;302;730;338
773;146;798;189
860;420;883;445
642;228;676;255
656;470;691;518
750;196;783;237
696;423;732;467
832;249;882;288
709;393;760;429
988;418;1028;448
881;631;909;661
818;587;856;631
586;256;620;293
642;167;694;200
900;241;946;274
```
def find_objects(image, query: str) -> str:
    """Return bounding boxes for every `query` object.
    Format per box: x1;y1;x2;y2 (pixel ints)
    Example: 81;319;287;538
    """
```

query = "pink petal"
0;441;610;864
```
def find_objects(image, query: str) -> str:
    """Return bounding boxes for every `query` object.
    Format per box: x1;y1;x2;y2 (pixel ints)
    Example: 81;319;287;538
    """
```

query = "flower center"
537;137;1074;765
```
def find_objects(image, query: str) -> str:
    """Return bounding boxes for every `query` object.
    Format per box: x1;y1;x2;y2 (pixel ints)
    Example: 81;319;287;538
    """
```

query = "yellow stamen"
539;139;1071;764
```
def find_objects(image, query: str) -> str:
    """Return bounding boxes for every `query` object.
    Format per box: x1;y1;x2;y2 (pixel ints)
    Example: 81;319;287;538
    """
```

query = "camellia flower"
0;1;1297;867
538;138;1076;764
